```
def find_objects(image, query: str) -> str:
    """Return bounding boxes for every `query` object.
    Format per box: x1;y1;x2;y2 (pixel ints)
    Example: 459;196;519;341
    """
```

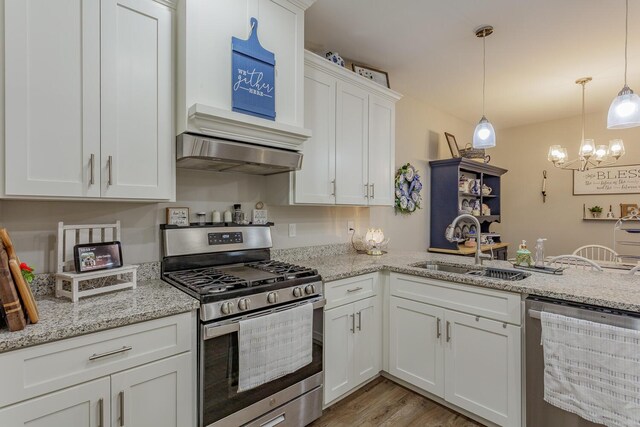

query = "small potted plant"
588;205;603;218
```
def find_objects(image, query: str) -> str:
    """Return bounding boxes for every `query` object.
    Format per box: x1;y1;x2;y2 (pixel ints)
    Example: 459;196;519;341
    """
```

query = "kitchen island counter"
290;251;640;313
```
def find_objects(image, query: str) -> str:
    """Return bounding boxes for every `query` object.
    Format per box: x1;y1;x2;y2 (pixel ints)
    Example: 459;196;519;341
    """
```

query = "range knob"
292;287;303;298
304;284;316;295
238;298;250;311
220;301;234;315
267;292;278;304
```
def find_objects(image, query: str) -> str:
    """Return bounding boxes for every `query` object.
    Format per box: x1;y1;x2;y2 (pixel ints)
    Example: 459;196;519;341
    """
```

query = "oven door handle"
203;299;325;340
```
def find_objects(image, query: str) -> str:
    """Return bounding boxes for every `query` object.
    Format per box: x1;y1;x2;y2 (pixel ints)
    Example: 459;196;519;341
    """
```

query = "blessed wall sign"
573;164;640;195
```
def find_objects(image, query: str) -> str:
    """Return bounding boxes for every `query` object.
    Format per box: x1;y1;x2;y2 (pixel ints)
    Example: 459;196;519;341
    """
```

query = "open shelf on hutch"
429;158;508;258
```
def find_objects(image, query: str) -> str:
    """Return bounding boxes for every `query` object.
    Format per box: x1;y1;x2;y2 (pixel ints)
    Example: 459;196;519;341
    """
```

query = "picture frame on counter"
444;132;461;158
73;241;123;273
352;63;390;88
573;164;640;195
620;203;639;217
166;207;190;226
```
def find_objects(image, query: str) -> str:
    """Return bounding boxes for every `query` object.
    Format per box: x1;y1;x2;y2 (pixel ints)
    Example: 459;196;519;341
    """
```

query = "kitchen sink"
412;261;529;281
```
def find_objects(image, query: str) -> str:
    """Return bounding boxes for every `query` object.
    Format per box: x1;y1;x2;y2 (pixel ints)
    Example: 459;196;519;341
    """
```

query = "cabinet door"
353;297;381;385
323;303;355;405
444;310;521;427
367;95;395;206
4;0;101;197
294;66;336;204
335;81;369;205
111;353;193;427
388;296;445;397
101;0;173;200
0;378;109;427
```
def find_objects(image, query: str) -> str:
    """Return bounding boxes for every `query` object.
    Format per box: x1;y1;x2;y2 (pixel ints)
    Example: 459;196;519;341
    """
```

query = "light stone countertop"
292;251;640;312
0;279;199;354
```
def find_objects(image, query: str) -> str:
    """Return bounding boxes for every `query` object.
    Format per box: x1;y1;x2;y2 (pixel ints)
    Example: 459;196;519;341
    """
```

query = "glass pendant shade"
579;139;595;158
473;116;496;149
594;145;609;161
609;139;626;158
548;145;568;164
607;86;640;129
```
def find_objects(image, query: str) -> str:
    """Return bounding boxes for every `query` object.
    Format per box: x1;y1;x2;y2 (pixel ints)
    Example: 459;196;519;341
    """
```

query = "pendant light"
607;0;640;129
473;25;496;149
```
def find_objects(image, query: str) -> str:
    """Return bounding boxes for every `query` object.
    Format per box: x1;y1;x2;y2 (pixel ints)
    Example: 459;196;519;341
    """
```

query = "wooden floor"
310;377;484;427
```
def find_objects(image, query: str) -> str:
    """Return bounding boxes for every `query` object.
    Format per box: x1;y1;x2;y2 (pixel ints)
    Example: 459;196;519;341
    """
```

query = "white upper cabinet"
4;0;101;198
294;66;336;204
268;51;402;206
101;0;173;200
177;0;314;149
2;0;175;201
335;81;369;205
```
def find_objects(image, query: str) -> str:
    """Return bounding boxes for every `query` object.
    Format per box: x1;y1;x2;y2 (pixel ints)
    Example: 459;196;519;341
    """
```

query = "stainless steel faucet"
445;214;492;265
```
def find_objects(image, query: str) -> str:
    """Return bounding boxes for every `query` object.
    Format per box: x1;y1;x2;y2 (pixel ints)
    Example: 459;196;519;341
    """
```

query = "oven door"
200;297;324;427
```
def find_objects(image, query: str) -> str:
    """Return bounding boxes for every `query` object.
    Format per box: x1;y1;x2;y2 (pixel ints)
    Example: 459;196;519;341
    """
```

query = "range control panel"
208;232;243;245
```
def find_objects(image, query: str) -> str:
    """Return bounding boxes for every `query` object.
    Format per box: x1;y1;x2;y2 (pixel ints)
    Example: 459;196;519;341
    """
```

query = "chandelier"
548;77;625;171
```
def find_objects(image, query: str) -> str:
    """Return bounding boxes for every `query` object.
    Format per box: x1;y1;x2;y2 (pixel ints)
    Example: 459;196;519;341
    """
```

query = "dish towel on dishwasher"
541;311;640;427
238;303;313;392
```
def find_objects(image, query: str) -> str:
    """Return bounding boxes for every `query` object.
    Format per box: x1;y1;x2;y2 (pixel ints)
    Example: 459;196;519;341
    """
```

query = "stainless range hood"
176;133;303;175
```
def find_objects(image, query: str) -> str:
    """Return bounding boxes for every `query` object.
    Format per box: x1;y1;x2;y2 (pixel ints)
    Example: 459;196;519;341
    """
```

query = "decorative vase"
325;51;345;67
591;212;601;218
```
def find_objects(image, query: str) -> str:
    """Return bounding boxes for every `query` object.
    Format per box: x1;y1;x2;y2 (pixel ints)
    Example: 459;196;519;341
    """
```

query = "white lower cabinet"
389;296;444;396
388;273;521;427
0;313;195;427
324;275;381;406
0;378;110;427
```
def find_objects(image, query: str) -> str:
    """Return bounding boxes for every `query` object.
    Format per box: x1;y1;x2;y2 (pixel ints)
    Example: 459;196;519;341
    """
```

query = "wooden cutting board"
0;229;38;324
0;242;26;331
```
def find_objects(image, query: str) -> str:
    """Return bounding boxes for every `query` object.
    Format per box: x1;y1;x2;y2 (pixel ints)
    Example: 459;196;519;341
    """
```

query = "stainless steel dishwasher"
525;296;640;427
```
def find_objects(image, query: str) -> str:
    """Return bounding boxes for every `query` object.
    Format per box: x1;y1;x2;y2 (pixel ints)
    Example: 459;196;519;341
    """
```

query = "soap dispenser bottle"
534;238;547;268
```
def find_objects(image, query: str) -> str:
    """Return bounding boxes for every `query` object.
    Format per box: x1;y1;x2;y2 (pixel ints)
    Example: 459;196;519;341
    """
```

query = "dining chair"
548;255;604;272
572;245;621;263
630;264;640;275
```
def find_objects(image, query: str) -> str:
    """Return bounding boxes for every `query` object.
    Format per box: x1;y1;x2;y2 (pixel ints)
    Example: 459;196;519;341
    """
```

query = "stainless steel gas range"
161;225;324;427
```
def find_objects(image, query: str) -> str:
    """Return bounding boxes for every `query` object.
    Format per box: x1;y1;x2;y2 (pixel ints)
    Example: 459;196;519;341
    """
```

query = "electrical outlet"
288;223;296;237
347;221;355;233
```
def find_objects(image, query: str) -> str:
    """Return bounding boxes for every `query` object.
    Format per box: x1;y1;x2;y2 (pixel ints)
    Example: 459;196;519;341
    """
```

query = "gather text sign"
573;164;640;195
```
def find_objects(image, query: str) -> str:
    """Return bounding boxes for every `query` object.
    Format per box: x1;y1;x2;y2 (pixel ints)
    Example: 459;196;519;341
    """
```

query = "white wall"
0;169;369;273
490;109;640;257
369;94;474;251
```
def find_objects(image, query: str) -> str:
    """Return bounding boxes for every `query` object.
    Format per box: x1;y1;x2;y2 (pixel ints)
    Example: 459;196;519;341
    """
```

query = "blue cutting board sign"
231;18;276;121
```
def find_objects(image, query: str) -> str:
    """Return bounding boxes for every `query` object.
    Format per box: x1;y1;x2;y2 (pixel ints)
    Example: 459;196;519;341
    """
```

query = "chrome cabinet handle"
364;183;369;198
370;183;375;199
446;321;451;342
98;398;104;427
89;346;132;361
119;391;125;427
350;314;355;333
436;317;441;339
330;180;336;196
357;311;362;331
107;155;113;186
89;154;95;185
346;287;363;293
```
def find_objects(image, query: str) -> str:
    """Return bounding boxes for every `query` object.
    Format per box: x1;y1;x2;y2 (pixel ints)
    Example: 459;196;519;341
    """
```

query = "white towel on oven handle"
541;311;640;427
238;302;313;392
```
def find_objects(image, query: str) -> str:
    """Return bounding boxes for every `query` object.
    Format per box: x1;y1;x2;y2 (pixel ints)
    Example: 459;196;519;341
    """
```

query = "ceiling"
304;0;640;129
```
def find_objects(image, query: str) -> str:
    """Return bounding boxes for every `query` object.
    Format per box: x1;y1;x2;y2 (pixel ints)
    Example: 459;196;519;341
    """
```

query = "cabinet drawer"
324;273;377;309
390;273;521;325
0;312;193;408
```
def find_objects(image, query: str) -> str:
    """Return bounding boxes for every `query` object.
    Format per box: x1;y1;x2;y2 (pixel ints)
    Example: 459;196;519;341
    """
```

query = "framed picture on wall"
351;63;390;88
573;164;640;195
444;132;461;158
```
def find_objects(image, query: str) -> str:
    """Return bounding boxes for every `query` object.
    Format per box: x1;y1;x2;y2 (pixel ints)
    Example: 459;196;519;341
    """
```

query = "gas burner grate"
165;267;249;294
250;260;318;280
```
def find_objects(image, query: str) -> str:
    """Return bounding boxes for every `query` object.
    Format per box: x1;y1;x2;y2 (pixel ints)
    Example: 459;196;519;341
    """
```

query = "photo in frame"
444;132;461;158
166;207;190;226
352;63;390;88
73;242;123;273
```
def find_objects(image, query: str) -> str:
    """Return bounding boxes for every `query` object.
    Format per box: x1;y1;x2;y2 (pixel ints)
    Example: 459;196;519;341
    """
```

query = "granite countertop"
292;251;640;312
0;279;199;354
